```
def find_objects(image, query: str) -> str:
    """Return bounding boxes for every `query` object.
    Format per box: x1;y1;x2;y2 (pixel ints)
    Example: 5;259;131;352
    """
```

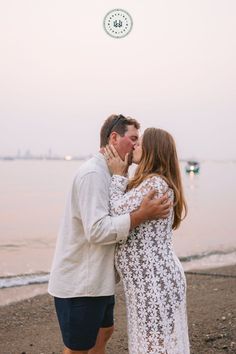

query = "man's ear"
109;132;119;146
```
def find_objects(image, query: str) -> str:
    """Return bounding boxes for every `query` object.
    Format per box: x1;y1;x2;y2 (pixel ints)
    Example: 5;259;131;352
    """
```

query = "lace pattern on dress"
109;175;190;354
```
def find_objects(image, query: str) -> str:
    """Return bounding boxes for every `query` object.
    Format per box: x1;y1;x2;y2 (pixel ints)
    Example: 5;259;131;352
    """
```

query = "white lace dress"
109;175;190;354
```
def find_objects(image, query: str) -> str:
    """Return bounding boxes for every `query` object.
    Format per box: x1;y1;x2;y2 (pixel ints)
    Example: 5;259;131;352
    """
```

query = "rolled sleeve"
112;213;130;242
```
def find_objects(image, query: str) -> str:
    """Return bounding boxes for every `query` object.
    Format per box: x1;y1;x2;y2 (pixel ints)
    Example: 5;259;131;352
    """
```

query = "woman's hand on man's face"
104;144;129;176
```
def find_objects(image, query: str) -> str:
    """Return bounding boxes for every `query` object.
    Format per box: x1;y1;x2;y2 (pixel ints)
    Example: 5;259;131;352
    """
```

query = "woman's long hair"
127;128;187;229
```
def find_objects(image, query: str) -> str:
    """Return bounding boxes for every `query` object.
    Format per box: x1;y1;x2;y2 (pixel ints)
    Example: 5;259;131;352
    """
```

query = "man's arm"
77;171;130;245
77;172;170;245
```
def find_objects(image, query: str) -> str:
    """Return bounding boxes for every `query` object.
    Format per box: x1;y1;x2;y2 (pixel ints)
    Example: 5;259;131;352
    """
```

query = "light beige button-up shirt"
48;153;130;298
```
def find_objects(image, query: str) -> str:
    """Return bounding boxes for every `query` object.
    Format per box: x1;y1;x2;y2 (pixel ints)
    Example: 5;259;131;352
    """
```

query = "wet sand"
0;265;235;354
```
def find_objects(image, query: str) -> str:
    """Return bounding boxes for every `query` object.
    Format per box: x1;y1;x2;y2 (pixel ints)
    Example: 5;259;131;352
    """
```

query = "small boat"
185;160;200;173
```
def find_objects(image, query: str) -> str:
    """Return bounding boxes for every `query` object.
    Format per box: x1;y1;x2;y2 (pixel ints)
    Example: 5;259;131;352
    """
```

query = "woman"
105;128;190;354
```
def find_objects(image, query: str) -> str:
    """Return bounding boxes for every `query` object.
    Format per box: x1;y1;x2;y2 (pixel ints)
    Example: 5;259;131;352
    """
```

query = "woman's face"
132;136;142;164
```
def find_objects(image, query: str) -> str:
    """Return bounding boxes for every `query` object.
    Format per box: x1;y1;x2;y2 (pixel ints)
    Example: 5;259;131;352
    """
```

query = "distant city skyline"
1;148;235;162
1;1;236;160
0;148;93;160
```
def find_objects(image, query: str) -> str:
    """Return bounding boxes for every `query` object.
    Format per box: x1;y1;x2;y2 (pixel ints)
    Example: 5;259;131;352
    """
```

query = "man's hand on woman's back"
130;190;171;229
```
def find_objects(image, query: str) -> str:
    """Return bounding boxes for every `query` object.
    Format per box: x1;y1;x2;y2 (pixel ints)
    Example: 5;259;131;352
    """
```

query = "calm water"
0;159;236;303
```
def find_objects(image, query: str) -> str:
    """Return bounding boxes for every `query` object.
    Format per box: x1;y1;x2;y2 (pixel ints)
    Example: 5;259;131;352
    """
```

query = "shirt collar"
94;152;112;176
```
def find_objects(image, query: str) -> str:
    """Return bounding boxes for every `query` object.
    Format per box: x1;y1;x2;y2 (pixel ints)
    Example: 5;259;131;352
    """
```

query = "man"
48;114;171;354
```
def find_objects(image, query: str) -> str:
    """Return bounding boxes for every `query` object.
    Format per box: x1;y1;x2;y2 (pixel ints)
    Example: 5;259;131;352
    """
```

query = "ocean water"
0;159;236;305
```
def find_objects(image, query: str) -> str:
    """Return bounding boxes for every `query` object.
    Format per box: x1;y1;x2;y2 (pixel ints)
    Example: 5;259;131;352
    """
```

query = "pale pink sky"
1;0;236;159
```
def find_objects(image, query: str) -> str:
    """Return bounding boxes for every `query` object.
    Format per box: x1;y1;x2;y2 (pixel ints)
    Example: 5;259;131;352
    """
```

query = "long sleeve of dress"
109;174;170;217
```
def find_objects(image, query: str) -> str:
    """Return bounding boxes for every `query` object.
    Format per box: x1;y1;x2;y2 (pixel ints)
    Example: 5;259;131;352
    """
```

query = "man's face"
114;125;139;161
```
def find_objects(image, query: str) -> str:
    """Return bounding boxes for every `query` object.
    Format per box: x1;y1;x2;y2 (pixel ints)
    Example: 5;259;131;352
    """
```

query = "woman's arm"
104;144;171;223
109;175;169;217
109;175;131;216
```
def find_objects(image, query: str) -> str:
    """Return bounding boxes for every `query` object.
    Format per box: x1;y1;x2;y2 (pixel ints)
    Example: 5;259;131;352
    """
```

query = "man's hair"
100;114;140;147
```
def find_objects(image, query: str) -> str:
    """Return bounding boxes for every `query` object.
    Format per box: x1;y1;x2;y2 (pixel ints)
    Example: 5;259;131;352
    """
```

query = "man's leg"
89;295;115;354
89;326;114;354
54;296;115;354
61;326;114;354
55;297;96;354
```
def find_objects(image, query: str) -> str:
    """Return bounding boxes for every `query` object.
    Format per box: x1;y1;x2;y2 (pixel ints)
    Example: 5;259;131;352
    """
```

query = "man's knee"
100;325;114;342
91;325;114;351
63;346;88;354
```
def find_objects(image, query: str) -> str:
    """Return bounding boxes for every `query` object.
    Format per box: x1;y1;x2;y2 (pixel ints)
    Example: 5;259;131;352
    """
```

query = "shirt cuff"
112;213;130;242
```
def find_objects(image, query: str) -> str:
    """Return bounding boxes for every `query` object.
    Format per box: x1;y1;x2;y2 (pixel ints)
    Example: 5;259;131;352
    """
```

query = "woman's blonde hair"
128;128;187;229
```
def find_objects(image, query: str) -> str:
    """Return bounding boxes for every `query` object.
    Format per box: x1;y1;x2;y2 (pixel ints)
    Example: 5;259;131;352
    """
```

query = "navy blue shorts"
54;295;115;351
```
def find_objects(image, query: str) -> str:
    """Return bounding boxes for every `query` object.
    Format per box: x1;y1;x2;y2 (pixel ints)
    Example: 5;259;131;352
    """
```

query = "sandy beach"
0;265;235;354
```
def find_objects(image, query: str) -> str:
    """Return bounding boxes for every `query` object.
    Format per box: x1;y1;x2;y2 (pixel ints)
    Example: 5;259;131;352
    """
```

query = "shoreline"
0;264;235;354
1;256;236;308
